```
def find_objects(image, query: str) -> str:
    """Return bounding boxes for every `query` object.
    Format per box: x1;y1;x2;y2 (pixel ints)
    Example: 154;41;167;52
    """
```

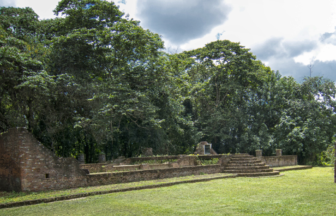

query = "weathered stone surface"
177;156;198;167
86;165;222;186
98;154;106;163
169;162;179;168
218;155;233;167
139;164;150;170
0;128;87;192
141;147;153;156
124;156;179;164
0;128;300;192
276;149;282;156
80;163;108;173
78;153;85;164
260;155;297;167
0;128;22;192
194;141;217;155
256;150;262;157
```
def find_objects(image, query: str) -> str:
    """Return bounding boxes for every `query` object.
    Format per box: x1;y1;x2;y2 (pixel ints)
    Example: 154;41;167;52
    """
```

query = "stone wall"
0;129;23;192
86;165;222;186
177;156;199;166
81;163;179;173
80;163;107;173
0;128;87;192
0;128;300;192
125;156;179;164
260;155;297;167
141;147;153;157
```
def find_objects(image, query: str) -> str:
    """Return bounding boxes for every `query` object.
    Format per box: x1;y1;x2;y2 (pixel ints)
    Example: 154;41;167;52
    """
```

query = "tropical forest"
1;0;336;165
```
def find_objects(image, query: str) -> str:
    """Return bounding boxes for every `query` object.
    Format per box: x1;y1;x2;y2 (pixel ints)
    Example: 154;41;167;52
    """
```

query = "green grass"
0;173;232;204
1;167;336;215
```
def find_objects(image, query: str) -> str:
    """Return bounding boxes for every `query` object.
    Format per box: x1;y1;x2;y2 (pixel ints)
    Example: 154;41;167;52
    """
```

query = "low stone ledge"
273;165;312;172
197;155;223;159
127;156;179;164
260;155;298;167
86;165;222;186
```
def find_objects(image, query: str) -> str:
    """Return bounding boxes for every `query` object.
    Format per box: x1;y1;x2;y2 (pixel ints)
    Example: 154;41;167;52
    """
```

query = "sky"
1;0;336;81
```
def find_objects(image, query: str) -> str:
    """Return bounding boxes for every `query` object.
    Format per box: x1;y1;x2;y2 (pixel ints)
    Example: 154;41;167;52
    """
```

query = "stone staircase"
223;154;280;177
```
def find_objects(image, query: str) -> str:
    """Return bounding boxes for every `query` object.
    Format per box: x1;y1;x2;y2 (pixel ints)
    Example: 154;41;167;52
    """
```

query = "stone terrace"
223;154;279;177
1;128;296;192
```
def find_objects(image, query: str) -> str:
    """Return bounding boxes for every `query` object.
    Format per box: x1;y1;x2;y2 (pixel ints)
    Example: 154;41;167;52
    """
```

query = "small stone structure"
141;147;153;156
0;128;87;192
194;141;217;155
276;149;282;156
78;153;85;164
256;150;262;157
98;153;106;163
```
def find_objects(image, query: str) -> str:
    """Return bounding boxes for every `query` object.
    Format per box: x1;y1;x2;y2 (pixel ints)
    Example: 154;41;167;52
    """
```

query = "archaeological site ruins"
0;128;297;192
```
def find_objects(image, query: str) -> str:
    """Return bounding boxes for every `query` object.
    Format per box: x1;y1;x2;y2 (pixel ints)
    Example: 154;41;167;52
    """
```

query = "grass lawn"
1;167;335;215
0;173;233;204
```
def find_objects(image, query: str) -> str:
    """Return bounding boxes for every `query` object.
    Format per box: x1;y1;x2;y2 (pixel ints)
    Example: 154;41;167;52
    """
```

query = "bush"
313;145;336;166
324;145;335;166
199;158;219;165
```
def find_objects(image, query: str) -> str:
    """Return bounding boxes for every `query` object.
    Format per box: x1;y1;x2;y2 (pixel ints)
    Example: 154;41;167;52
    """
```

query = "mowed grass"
0;173;232;204
1;167;335;216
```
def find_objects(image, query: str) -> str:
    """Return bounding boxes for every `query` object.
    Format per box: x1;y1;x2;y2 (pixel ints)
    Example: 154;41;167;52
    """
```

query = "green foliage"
199;158;219;165
1;1;336;163
274;77;336;163
318;145;336;166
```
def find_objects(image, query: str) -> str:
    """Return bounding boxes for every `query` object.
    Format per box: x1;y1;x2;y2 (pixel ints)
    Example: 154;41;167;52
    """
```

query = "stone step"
230;157;258;161
228;160;262;164
230;154;250;157
226;165;270;169
236;171;280;177
223;168;273;173
228;162;265;166
230;157;254;160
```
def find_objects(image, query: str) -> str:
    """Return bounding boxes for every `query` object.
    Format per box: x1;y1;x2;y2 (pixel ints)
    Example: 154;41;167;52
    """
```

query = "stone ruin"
141;147;153;157
0;128;297;192
194;141;217;155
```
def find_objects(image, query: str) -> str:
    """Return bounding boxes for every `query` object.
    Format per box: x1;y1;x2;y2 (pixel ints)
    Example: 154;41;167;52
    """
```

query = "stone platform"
223;154;280;177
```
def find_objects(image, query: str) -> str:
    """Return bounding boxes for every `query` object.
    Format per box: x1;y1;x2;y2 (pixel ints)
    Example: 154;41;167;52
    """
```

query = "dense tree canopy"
1;1;336;164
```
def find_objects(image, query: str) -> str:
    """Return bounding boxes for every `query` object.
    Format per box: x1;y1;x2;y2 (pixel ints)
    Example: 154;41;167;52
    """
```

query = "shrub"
199;158;219;165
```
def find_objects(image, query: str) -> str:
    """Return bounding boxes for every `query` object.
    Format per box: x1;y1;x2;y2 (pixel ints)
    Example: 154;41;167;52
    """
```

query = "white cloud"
15;0;59;19
6;0;336;80
315;44;336;62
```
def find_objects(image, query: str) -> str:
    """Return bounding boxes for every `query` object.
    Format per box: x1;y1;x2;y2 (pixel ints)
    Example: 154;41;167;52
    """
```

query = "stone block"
98;153;106;163
78;154;85;164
